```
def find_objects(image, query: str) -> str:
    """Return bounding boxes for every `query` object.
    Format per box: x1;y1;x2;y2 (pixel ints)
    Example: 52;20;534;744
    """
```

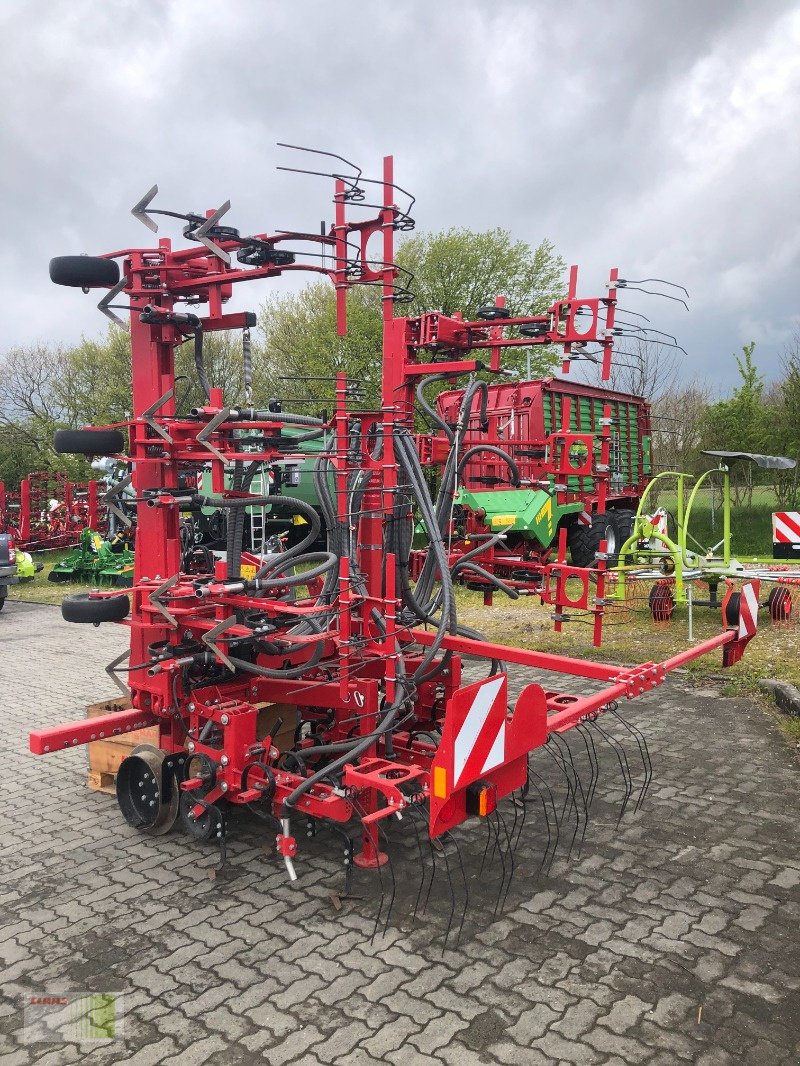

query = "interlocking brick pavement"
1;601;799;1063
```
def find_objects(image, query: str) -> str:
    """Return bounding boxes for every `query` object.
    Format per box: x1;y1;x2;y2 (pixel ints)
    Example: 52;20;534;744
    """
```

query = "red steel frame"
30;153;758;871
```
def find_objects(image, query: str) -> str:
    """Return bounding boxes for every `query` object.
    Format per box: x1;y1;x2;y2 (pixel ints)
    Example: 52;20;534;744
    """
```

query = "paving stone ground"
1;600;799;1064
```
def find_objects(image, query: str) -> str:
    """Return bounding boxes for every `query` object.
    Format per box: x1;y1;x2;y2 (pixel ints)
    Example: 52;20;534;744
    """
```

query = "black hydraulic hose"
453;560;520;599
227;642;324;679
410;379;486;612
199;493;320;567
227;461;245;580
193;407;325;428
417;373;458;442
457;444;521;487
194;327;211;402
251;552;338;589
275;426;327;443
394;432;456;679
254;498;321;576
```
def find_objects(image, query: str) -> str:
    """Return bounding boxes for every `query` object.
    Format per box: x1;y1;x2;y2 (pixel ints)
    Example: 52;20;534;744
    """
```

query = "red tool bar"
411;629;623;682
546;683;630;732
30;707;158;755
405;359;483;376
658;628;735;670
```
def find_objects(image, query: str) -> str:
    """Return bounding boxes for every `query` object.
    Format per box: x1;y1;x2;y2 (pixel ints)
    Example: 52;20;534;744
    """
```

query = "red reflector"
465;780;497;817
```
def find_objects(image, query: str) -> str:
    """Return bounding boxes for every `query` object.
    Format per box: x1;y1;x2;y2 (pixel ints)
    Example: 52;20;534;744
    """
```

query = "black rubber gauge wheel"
54;428;126;455
61;592;130;624
49;255;120;288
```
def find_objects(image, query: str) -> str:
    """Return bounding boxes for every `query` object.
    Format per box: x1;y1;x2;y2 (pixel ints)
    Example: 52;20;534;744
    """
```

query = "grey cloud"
1;0;797;388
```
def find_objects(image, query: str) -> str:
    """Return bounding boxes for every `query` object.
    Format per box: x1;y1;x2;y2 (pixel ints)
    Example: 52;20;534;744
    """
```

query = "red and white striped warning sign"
773;512;800;544
452;675;506;788
429;674;548;837
737;581;759;639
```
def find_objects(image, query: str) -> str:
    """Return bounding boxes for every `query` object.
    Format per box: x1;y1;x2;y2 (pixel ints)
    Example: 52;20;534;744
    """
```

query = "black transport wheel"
49;255;120;288
116;745;180;835
54;428;126;455
724;591;741;627
61;592;130;624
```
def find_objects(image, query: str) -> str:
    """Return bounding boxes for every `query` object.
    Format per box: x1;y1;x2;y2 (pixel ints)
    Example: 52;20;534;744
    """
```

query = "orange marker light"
465;780;497;817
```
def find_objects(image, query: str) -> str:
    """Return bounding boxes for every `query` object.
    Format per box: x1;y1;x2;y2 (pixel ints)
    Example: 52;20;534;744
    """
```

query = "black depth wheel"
116;745;180;835
180;793;225;842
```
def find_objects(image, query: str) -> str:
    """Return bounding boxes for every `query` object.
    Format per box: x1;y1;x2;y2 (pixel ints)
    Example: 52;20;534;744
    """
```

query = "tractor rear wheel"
610;509;637;559
569;511;629;568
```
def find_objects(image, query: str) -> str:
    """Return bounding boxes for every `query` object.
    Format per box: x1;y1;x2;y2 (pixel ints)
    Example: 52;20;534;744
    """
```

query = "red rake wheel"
767;586;792;622
649;582;675;622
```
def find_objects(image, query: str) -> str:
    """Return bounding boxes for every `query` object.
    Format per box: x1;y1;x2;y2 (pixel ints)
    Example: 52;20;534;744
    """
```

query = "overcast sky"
1;0;798;392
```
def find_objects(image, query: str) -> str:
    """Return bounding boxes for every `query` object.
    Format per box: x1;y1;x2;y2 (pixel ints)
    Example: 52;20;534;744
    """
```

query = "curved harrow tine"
529;767;561;875
498;803;519;913
592;719;634;825
442;830;470;949
545;737;583;859
608;705;653;812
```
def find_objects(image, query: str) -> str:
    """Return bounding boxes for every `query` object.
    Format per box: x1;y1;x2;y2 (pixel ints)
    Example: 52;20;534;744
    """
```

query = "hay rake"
30;147;759;946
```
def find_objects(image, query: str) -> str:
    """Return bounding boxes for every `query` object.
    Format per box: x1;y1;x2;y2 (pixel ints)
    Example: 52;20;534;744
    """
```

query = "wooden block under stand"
86;697;159;795
85;698;299;795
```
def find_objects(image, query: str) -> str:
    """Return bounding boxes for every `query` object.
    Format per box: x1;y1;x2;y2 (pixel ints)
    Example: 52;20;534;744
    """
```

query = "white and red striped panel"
429;674;549;838
738;581;759;640
452;675;507;788
773;512;800;544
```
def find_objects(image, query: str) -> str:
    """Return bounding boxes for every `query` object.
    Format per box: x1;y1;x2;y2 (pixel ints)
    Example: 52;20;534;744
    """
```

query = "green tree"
258;284;380;410
701;342;770;505
256;228;566;406
769;331;800;507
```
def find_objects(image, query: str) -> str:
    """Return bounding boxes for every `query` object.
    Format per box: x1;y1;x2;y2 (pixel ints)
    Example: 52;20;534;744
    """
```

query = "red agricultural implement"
30;148;760;940
0;472;100;551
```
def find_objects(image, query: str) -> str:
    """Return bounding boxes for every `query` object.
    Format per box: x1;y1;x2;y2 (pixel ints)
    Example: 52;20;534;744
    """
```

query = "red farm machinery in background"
0;471;101;551
413;375;652;624
28;147;760;937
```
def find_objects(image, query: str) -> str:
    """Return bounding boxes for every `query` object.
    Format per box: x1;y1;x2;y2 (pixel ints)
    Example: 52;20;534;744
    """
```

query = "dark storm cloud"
1;0;797;388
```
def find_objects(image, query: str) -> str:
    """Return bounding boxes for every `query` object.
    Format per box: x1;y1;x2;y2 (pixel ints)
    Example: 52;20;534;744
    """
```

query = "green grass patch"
8;549;95;605
653;484;777;558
